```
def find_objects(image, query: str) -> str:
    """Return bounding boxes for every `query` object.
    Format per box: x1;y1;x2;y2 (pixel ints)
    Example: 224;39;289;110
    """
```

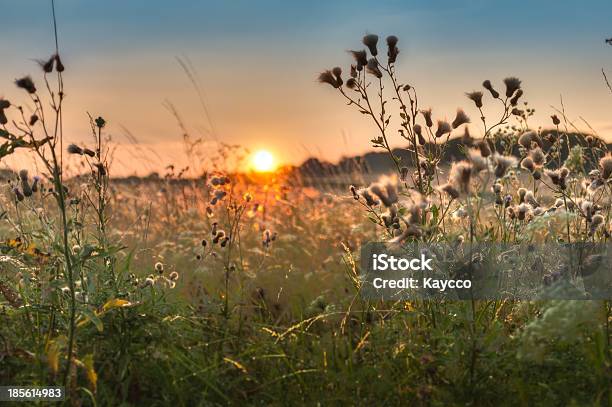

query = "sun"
251;150;276;172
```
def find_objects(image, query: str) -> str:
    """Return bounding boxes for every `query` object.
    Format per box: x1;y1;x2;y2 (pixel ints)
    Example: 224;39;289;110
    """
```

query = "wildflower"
362;34;378;56
439;183;459;199
523;190;539;207
414;124;426;145
67;144;84;155
580;200;594;220
492;154;517;178
587;178;604;194
154;262;164;274
545;168;567;189
476;140;491;157
15;76;36;94
213;230;225;244
142;277;155;288
529;147;546;166
451;109;470;129
54;54;65;72
599;154;612;179
421;109;433;127
366;58;382;78
492;182;502;194
509;89;523;106
386;35;399;63
448;161;472;194
518;131;540;149
19;169;32;197
504;194;512;207
169;271;179;281
517;203;530;221
13;187;24;202
369;177;398;207
318;70;342;88
31;176;40;193
37;55;55;73
466;91;483;108
591;214;605;228
434;120;451;138
360;189;379;206
521;156;535;173
350;65;358;78
346;78;357;89
551;114;560;125
503;77;521;97
482;80;499;98
467;148;488;172
349;50;368;70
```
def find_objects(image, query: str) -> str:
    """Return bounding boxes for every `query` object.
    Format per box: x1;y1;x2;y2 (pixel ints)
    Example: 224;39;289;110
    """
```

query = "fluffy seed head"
435;120;451;138
15;76;36;94
518;131;540;149
318;70;341;88
482;80;499;98
466;91;483;108
492;154;517;178
154;262;164;274
386;35;399;63
449;161;473;194
503;77;522;97
521;157;535;173
362;34;379;56
349;50;368;70
599;154;612;179
67;144;84;155
421;109;433;127
366;58;382;78
451;109;470;129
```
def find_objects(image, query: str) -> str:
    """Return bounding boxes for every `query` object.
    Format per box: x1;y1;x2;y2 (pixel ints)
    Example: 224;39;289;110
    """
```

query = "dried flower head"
529;147;546;166
503;77;522;98
476;140;491;158
551;114;560;125
599;154;612;179
467;148;488;173
509;89;523;106
37;55;55;73
362;34;379;56
54;54;65;72
360;189;379;206
466;91;484;108
349;50;368;70
154;262;164;274
518;131;540;149
482;80;499;98
521;156;535;173
449;161;473;194
386;35;399;63
318;70;342;88
421;108;433;127
451;109;470;129
492;154;517;178
366;58;382;78
15;76;36;94
369;177;398;207
169;271;179;281
67;144;84;155
435;120;451;138
439;183;459;199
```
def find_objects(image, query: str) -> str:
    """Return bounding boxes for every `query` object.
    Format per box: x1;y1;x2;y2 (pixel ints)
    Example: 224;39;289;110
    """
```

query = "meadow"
0;11;611;407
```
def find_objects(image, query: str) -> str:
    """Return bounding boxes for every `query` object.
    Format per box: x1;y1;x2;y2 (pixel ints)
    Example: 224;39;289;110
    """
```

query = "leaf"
78;307;104;332
101;298;133;312
83;354;98;393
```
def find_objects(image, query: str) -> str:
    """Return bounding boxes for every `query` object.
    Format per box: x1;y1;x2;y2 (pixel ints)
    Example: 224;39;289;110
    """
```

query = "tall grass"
0;6;610;406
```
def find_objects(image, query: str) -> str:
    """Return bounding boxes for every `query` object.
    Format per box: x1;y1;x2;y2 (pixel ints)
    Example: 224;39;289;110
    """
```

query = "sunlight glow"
251;150;275;172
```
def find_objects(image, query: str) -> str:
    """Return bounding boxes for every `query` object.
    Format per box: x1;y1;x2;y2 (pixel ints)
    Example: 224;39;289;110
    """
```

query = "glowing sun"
251;150;276;172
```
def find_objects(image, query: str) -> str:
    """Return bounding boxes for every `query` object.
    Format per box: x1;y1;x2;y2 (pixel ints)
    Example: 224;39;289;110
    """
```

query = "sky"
1;0;611;175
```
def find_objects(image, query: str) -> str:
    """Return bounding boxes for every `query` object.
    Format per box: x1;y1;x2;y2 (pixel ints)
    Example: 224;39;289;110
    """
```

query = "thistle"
362;34;378;56
466;91;484;108
482;80;499;98
503;77;522;98
435;120;451;138
15;76;37;94
451;109;470;129
366;58;382;78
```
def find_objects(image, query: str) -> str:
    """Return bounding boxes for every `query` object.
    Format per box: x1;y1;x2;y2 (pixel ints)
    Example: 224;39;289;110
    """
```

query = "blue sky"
1;1;611;174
